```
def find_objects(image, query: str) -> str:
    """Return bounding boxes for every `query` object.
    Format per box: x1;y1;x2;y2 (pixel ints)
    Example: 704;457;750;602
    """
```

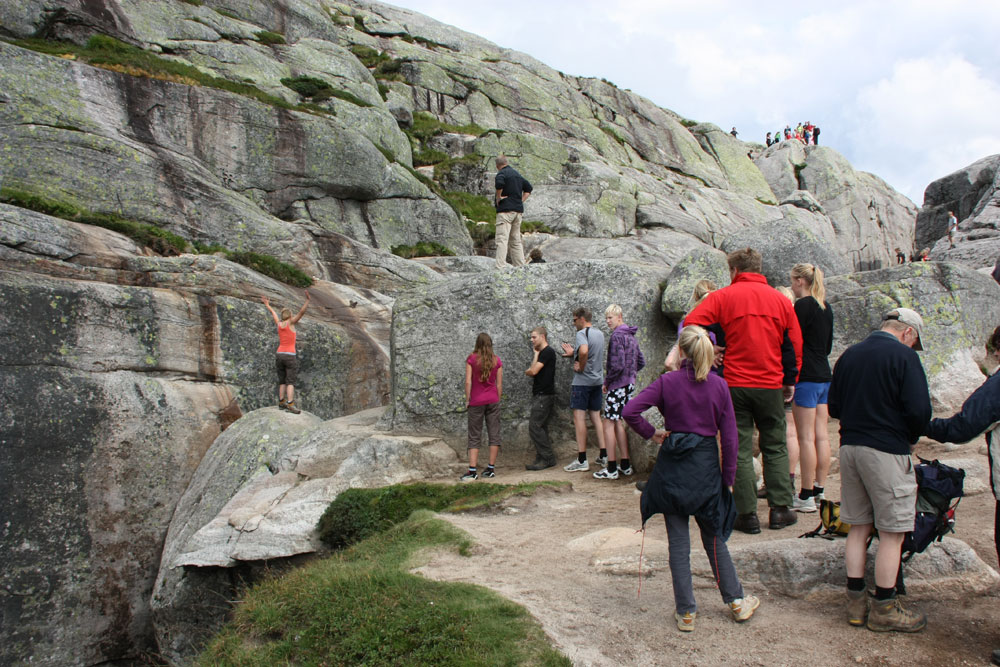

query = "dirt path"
416;422;1000;666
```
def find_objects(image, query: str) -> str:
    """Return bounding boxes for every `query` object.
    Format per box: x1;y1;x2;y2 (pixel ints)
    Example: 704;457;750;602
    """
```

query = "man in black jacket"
493;155;532;269
829;307;931;633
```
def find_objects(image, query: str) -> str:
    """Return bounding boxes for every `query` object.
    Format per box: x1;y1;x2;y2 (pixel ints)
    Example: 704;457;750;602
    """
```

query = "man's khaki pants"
494;211;525;268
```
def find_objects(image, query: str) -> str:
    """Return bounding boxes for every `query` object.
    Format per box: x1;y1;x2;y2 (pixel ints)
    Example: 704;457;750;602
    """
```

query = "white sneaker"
460;471;478;482
619;466;634;476
792;495;817;513
564;459;590;472
596;455;608;467
815;491;826;502
593;468;618;480
729;595;760;622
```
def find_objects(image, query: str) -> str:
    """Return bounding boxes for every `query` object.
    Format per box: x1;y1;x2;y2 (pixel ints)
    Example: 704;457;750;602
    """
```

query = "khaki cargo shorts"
839;445;917;533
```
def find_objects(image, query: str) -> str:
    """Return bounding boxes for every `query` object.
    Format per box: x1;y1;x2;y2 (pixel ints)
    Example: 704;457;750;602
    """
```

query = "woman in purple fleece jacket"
624;325;759;632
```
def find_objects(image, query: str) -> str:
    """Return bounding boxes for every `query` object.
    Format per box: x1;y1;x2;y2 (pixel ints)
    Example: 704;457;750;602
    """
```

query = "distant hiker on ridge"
493;155;533;270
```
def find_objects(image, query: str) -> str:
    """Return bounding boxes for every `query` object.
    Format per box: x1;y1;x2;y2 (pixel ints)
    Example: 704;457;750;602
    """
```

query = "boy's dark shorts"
276;353;299;385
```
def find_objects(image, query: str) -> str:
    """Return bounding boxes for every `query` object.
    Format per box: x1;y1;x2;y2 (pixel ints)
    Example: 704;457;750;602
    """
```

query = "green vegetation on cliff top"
199;509;570;666
390;241;456;259
7;35;334;117
1;187;313;287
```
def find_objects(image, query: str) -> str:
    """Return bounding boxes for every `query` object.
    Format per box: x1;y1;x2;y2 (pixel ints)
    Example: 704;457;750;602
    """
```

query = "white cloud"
847;55;1000;201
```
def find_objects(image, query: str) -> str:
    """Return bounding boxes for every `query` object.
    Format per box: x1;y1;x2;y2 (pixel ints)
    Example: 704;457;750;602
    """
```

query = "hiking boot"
729;595;760;622
460;471;478;482
525;459;555;471
674;610;696;632
284;400;301;415
593;468;618;480
635;480;647;492
481;468;496;478
792;495;817;513
768;506;798;530
596;455;608;467
991;648;1000;666
734;513;761;534
564;459;589;472
866;596;926;633
278;398;288;410
756;485;768;499
846;589;869;627
619;466;634;476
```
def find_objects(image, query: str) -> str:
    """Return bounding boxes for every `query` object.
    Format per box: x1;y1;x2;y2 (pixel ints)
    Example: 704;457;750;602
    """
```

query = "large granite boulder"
586;529;997;601
688;123;777;203
826;262;1000;412
0;206;394;666
917;155;1000;269
720;213;851;286
151;406;457;664
388;260;673;463
659;246;731;321
756;144;917;268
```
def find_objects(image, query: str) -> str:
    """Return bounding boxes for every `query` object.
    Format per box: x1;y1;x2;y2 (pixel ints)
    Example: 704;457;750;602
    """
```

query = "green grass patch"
8;35;335;118
318;481;566;549
354;15;366;31
377;82;390;101
1;187;313;287
466;220;496;245
199;511;570;666
227;252;313;287
412;147;448;166
213;7;239;19
374;143;395;163
679;118;699;128
0;186;187;255
390;241;455;259
180;0;203;5
413;35;450;50
254;30;285;45
432;153;485;181
280;75;371;107
441;190;495;223
522;220;553;234
349;44;406;81
409;111;486;142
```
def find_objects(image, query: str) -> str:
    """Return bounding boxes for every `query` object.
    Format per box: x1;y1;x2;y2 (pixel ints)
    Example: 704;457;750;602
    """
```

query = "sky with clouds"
386;0;1000;204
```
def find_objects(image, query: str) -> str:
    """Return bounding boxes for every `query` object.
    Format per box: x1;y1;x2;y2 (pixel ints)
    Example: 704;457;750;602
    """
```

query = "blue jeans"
664;514;744;613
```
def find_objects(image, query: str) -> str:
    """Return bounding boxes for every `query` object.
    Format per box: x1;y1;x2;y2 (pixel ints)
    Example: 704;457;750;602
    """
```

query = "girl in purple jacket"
625;325;759;632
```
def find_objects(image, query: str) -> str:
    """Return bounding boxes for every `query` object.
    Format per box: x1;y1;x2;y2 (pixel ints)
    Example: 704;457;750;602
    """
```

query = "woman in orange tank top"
262;292;310;414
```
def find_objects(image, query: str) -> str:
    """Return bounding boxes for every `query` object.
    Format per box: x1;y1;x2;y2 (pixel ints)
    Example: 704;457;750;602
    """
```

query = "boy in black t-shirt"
525;326;557;469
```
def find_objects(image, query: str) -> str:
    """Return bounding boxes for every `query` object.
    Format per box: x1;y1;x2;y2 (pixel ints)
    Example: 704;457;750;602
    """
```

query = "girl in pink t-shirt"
462;333;503;481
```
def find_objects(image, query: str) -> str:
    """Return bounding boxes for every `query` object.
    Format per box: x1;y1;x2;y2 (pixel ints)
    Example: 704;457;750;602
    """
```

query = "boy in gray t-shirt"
560;307;606;471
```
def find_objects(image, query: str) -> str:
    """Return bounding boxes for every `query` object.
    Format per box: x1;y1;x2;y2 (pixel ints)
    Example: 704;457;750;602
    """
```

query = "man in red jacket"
686;248;803;533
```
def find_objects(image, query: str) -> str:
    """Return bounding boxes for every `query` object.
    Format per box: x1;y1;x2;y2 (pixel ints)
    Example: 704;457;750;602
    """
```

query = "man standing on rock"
561;307;607;471
685;247;802;533
525;326;558;470
947;211;958;249
493;155;533;269
829;307;931;633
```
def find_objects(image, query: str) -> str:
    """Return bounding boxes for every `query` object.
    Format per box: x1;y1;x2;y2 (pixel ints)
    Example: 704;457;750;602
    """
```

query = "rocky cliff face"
0;0;967;665
915;154;1000;269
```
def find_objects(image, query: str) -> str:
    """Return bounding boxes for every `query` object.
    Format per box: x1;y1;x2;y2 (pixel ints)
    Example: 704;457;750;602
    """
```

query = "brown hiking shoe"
285;400;301;415
278;398;288;410
846;589;869;626
734;513;761;534
768;506;798;530
866;596;926;633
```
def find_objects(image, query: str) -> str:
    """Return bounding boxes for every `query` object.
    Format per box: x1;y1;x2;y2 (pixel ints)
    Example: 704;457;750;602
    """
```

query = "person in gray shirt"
560;307;607;471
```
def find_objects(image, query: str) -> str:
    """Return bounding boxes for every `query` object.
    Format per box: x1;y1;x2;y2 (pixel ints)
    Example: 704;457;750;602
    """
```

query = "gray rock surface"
151;406;457;664
0;208;394;666
388;260;673;465
720;214;851;286
826;262;1000;413
917;154;1000;269
588;530;998;601
659;246;731;321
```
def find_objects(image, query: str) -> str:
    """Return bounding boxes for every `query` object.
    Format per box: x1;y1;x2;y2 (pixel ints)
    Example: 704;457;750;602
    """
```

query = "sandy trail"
416;422;1000;666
